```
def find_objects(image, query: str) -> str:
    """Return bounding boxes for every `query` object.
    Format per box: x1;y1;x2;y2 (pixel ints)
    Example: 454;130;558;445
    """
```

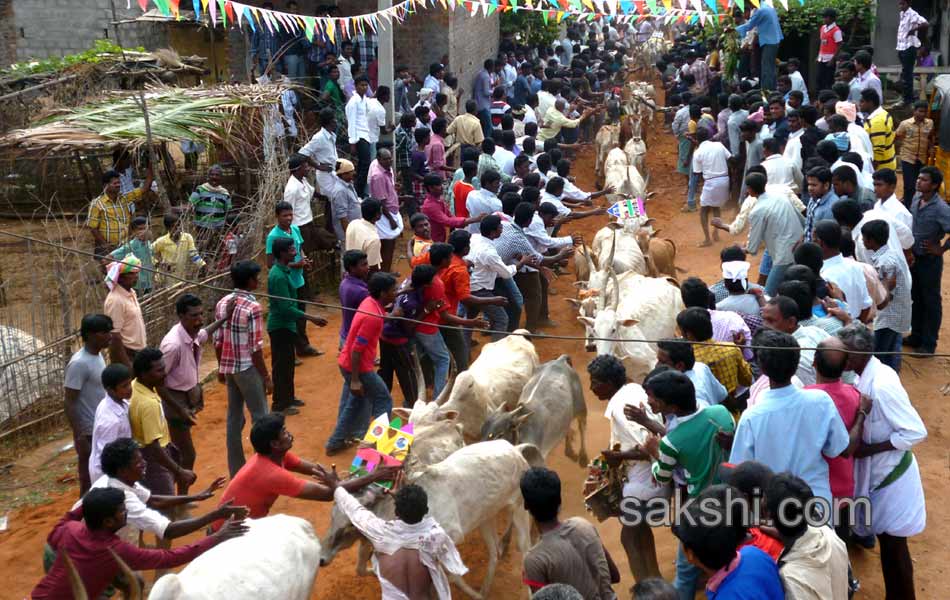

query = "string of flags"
131;0;751;42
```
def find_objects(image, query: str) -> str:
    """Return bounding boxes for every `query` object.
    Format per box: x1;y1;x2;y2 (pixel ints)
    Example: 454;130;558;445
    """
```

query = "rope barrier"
1;229;946;359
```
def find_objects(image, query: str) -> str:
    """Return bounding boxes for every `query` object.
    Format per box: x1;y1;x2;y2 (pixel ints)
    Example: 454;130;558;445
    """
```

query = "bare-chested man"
327;471;468;599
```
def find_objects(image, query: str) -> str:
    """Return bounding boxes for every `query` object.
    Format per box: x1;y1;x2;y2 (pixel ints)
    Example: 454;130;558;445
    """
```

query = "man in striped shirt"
188;165;232;256
640;369;735;600
860;89;896;170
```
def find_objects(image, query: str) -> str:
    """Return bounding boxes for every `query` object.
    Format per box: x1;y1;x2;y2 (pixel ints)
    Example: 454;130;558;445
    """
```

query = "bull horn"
581;241;595;272
109;548;142;600
610;269;621;311
434;358;458;406
607;227;618;273
411;348;426;404
63;552;88;600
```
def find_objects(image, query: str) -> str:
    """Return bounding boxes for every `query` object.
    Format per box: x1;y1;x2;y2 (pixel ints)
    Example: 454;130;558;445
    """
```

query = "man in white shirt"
762;137;800;192
366;86;392;159
656;340;728;407
761;296;831;386
814;220;873;321
466;170;504;234
787;58;810;105
423;62;444;97
468;215;529;339
692;128;732;247
299;108;339;196
283;155;320;297
345;76;373;196
871;168;913;230
89;363;133;484
554;158;612;204
832;197;914;268
493;142;516;178
77;437;245;545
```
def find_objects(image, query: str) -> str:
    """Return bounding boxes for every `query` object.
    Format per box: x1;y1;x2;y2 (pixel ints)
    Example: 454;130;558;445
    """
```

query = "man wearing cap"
325;159;363;243
716;261;765;316
103;257;147;368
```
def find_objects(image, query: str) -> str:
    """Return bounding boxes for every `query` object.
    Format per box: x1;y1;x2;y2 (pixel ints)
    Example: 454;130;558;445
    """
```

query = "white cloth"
88;397;130;484
493;147;516;177
779;525;850;600
367;98;388;144
792;325;831;386
562;178;592;202
722;261;751;288
522;105;538;125
820;254;873;318
853;208;915;264
346;93;372;144
873;194;913;231
604;384;670;501
465;189;502;233
537;90;556;122
469;233;516;291
376;211;404;241
762;154;799;190
700;175;730;207
693;140;731;207
423;75;443;96
333;486;468;600
852;357;927;537
299;128;339;194
73;475;170;543
847;123;875;159
541;190;572;217
525;213;572;253
283;174;314;226
338;56;354;88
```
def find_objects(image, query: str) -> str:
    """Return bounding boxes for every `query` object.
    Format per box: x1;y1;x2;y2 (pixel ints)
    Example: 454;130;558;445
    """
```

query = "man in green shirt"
266;202;322;359
639;367;735;600
267;236;327;415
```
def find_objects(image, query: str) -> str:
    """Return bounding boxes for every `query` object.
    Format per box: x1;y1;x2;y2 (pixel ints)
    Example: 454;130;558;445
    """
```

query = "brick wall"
448;7;499;107
0;0;15;68
12;0;167;61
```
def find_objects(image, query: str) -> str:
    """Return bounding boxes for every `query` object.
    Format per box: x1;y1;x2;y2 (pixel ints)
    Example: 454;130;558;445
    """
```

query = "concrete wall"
12;0;167;61
1;0;15;68
448;6;499;106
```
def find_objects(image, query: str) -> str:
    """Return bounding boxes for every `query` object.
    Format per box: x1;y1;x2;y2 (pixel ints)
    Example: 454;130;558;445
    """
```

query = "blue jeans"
760;43;779;91
497;277;524;332
477;109;493;139
758;249;773;276
874;327;903;373
674;543;701;600
764;261;789;297
415;332;451;397
687;171;699;209
283;53;307;81
327;368;392;449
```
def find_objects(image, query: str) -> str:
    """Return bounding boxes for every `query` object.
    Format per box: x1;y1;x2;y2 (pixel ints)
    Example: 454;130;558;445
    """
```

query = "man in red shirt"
327;273;400;454
218;413;393;519
32;487;246;599
452;161;478;218
805;337;871;542
421;174;484;243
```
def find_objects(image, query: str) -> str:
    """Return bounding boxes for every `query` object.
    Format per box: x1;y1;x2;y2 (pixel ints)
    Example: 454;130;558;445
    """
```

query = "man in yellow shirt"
87;167;153;259
538;99;598;142
152;213;206;283
859;88;896;170
129;348;196;496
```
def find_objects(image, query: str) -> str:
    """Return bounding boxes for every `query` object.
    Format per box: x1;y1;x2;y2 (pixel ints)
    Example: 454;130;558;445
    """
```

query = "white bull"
433;332;539;439
321;441;540;600
480;355;588;467
149;515;320;600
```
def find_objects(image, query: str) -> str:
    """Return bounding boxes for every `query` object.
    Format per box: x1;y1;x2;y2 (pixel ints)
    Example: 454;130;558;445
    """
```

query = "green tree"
500;11;561;47
775;0;874;40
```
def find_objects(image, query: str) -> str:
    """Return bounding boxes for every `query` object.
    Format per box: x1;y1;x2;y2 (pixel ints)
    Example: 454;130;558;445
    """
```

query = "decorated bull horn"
109;548;142;600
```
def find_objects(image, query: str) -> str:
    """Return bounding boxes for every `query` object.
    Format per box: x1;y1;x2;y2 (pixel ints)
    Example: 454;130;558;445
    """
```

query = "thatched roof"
0;83;295;156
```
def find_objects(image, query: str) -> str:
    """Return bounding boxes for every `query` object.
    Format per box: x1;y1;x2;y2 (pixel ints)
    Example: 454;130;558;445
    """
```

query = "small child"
216;214;244;272
152;213;206;283
88;362;134;484
107;216;154;295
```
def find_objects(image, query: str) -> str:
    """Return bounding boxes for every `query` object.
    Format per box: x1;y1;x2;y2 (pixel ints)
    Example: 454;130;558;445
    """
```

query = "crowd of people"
36;4;947;600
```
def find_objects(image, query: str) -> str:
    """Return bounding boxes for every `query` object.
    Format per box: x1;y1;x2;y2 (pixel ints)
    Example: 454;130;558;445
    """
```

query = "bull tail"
516;443;545;469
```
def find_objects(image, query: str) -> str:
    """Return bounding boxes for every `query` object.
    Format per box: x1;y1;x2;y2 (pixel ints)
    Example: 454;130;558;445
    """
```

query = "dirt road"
0;112;947;599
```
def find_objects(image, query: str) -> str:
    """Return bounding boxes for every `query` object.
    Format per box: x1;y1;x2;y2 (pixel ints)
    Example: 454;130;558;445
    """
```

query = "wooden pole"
136;91;171;210
108;0;127;59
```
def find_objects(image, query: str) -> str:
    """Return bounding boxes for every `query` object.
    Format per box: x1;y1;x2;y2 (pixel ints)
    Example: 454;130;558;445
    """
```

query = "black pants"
269;328;297;410
379;340;419;407
440;325;469;372
355;138;372;197
899;47;918;104
910;253;943;352
296;301;311;352
901;160;922;207
514;271;548;332
817;60;836;93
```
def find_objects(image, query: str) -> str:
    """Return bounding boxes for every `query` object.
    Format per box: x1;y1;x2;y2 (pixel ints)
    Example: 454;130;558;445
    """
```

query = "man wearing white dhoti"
692;127;732;247
838;323;927;600
329;475;468;600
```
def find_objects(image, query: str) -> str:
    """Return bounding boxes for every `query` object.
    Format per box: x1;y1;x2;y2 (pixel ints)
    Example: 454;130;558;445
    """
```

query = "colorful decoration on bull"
350;413;415;489
607;197;647;222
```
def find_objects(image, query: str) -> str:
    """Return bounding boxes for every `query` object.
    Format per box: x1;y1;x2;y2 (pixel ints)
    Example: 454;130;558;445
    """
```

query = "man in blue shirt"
473;59;495;138
737;2;784;91
729;329;850;504
804;166;841;242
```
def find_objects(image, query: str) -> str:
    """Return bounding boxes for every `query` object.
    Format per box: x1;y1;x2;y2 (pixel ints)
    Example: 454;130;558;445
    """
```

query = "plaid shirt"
693;342;752;395
87;189;143;248
394;126;415;169
801;314;845;336
495;222;542;272
870;245;912;333
214;290;264;375
309;31;337;67
353;33;378;68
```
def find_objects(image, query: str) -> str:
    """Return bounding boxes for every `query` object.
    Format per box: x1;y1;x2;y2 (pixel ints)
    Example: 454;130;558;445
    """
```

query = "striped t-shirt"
188;183;231;229
651;404;735;497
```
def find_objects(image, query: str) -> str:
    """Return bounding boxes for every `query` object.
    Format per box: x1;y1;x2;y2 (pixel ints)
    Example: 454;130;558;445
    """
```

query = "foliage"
1;39;147;78
500;11;561;47
775;0;874;39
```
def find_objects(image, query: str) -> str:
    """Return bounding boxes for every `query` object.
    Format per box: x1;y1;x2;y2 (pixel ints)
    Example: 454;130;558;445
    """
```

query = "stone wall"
12;0;168;61
0;0;15;68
